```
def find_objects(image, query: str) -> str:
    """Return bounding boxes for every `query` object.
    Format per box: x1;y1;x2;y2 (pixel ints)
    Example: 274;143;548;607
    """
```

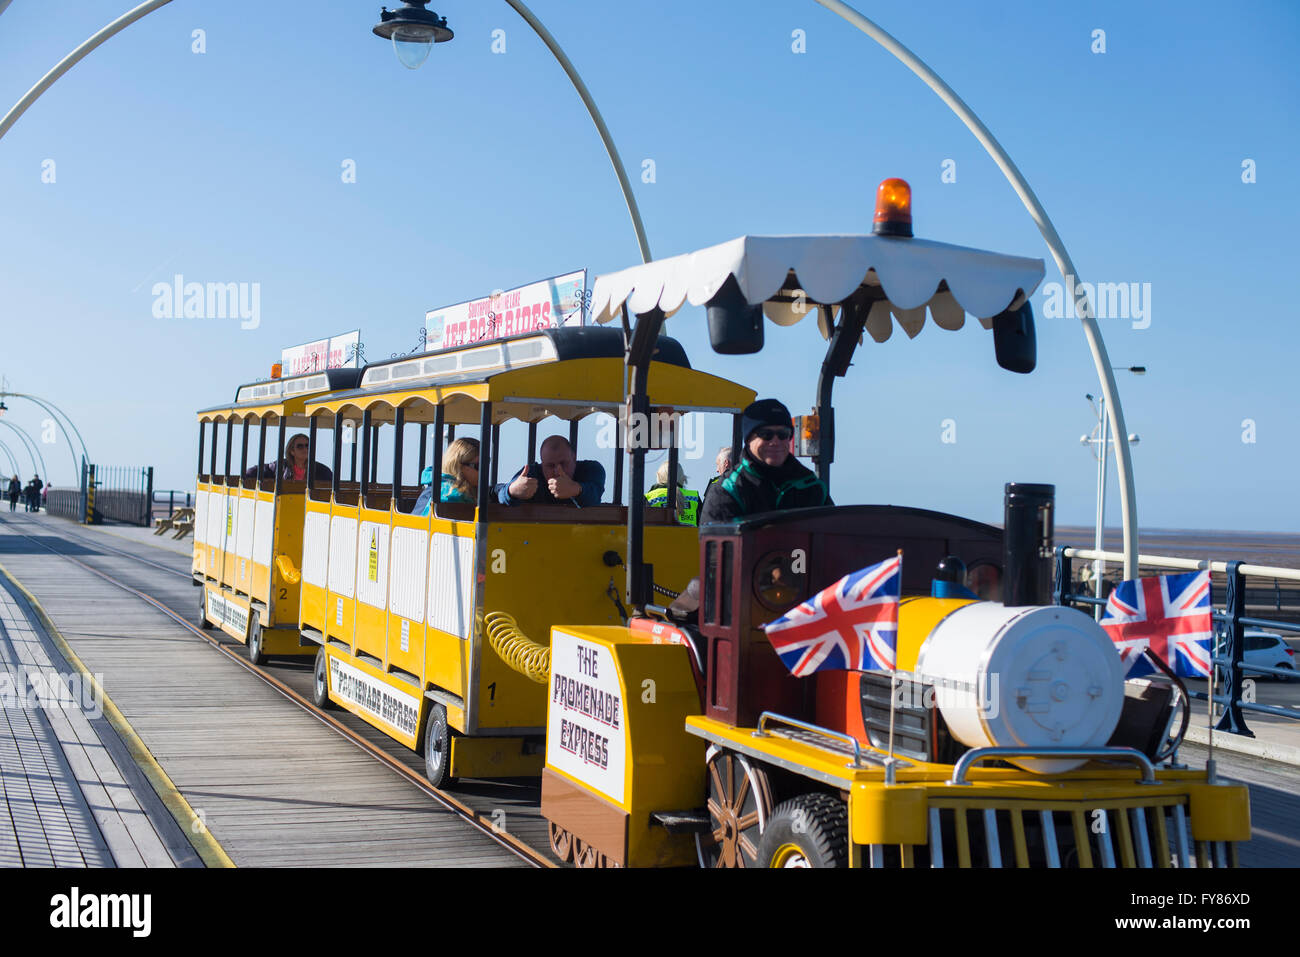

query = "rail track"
0;512;557;868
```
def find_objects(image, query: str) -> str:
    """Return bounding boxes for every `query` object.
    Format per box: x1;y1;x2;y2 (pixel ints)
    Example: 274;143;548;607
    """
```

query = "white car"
1243;630;1296;681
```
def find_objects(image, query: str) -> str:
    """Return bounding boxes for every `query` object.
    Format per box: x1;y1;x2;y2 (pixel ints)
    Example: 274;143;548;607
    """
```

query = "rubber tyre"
423;703;456;789
198;594;214;629
1277;663;1295;683
311;646;332;708
247;622;266;666
755;793;849;869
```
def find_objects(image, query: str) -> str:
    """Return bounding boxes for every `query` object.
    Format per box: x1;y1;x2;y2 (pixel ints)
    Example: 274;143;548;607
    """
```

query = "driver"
699;398;828;524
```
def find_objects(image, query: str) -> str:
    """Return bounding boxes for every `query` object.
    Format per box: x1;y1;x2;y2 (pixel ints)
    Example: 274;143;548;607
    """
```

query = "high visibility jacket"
644;484;701;526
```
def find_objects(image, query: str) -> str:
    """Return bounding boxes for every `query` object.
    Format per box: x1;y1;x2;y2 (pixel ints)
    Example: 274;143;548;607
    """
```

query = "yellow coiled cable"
484;611;551;684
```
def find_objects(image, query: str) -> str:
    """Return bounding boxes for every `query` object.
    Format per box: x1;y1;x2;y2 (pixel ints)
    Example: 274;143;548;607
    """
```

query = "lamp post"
0;420;51;487
815;0;1142;580
1080;365;1144;618
370;1;652;265
1;0;653;267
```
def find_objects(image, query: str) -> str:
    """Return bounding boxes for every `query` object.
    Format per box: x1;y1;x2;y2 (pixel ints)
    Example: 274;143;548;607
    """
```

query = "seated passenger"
414;437;479;516
500;435;604;507
644;462;701;526
246;432;333;483
699;398;829;524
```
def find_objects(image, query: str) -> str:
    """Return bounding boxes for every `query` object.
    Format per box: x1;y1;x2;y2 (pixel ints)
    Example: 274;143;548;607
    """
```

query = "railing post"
1215;560;1252;736
1053;545;1072;608
144;466;154;527
84;463;96;525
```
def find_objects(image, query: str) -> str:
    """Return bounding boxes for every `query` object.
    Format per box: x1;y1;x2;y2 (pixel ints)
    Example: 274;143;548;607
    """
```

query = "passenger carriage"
193;368;363;662
291;327;754;785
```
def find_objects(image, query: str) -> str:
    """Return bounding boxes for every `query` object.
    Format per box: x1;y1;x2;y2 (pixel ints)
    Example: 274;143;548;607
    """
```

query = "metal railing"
45;487;82;520
152;489;193;519
1056;545;1300;736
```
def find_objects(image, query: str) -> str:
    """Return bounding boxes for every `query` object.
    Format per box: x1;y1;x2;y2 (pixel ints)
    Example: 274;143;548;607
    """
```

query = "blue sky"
1;0;1296;532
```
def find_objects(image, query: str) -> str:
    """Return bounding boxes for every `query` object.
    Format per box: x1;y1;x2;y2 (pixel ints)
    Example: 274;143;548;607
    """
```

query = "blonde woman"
415;437;480;515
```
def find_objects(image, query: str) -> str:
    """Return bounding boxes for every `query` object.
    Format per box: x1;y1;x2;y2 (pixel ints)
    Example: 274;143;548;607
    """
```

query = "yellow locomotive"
536;181;1250;868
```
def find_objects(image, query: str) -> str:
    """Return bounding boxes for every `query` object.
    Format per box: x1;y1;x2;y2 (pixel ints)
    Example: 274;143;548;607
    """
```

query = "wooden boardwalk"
0;574;188;866
0;514;529;867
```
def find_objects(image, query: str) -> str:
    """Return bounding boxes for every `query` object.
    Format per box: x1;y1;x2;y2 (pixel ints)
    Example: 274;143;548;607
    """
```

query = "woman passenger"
415;437;479;515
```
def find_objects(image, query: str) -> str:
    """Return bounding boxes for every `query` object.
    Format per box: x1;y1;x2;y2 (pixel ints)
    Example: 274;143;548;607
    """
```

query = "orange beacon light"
872;177;913;238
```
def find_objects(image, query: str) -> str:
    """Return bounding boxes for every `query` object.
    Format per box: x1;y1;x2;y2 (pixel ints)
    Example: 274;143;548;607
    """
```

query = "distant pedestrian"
25;475;42;512
6;475;19;512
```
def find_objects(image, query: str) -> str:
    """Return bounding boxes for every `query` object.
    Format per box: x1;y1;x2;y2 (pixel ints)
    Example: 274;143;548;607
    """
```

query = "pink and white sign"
424;270;585;352
281;330;361;375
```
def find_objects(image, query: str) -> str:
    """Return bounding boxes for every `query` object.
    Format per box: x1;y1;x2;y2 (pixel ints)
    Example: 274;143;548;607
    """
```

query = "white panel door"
427;533;474;639
252;499;275;566
302;511;330;587
389;527;428;622
355;522;390;610
327;515;358;598
235;497;256;559
194;490;208;545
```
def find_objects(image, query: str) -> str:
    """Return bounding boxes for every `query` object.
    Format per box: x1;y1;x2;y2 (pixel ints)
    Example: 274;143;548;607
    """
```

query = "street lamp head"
0;400;6;418
373;2;453;70
1129;366;1146;375
1127;434;1140;444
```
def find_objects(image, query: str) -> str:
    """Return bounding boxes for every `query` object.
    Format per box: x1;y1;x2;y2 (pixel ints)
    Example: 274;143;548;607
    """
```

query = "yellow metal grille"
857;798;1236;869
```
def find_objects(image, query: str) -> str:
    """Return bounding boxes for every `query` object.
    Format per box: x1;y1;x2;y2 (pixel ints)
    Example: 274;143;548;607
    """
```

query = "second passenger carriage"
278;327;754;785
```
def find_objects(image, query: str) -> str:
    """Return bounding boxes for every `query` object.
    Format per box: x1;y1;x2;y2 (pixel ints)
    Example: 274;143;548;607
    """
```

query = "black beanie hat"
741;398;793;442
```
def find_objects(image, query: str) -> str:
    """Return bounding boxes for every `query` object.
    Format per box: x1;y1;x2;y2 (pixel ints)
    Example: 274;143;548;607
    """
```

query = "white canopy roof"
590;234;1046;342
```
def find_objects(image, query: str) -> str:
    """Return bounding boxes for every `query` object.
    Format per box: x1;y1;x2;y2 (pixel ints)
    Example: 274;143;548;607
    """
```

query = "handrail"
1056;545;1300;736
949;747;1157;786
1062;546;1300;583
754;711;888;769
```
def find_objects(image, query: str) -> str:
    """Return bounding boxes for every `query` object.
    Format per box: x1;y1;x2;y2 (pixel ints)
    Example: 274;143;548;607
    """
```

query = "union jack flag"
1100;569;1213;678
763;555;901;677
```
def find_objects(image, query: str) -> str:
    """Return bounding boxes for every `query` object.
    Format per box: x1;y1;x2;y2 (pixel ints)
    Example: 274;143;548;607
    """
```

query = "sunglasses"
290;443;308;450
753;427;792;441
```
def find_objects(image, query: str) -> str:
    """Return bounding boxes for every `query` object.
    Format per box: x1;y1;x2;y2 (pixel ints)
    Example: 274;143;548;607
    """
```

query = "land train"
192;184;1250;867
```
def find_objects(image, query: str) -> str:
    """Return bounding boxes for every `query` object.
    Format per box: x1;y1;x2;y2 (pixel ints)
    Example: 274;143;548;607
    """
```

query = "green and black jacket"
698;450;829;525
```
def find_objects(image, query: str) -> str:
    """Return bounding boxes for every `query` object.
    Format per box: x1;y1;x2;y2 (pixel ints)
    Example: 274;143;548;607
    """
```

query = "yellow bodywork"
685;714;1250;867
297;349;754;773
194;396;317;655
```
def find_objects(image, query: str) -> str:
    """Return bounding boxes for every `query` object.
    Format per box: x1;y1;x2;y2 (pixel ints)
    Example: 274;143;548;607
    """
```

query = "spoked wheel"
696;745;773;868
423;703;456;789
198;594;214;629
573;838;600;869
755;793;848;869
548;822;574;863
247;622;266;666
311;646;332;708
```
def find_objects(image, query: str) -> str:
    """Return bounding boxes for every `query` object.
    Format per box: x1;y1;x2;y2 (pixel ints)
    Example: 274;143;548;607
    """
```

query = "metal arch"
500;0;652;264
0;420;50;482
815;0;1140;577
0;439;22;477
0;0;651;266
0;393;87;478
0;0;176;143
